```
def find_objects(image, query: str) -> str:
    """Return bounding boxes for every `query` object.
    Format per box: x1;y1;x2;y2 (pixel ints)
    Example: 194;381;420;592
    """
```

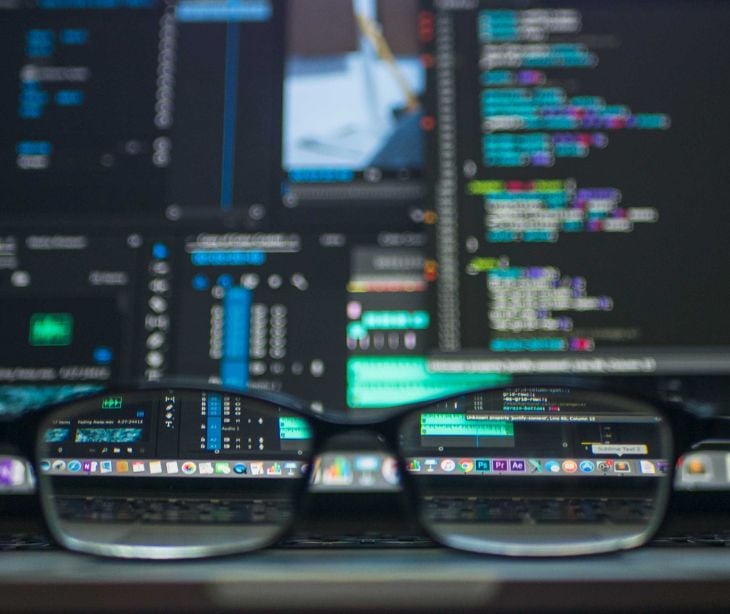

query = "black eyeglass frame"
3;378;730;559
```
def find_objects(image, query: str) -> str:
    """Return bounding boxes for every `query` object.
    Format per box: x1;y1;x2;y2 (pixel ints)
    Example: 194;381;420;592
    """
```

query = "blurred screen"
1;1;729;440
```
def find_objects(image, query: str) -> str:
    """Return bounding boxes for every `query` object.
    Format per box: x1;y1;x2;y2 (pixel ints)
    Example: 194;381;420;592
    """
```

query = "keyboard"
55;495;293;524
421;496;654;523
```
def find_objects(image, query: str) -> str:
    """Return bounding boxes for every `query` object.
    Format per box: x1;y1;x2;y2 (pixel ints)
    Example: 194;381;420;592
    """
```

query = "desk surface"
1;547;730;612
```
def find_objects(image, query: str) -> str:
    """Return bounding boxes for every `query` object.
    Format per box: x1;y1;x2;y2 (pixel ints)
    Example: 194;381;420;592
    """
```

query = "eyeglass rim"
28;381;677;559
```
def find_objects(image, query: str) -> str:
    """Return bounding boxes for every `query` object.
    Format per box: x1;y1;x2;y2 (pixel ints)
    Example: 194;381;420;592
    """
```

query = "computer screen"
2;0;730;427
423;0;730;378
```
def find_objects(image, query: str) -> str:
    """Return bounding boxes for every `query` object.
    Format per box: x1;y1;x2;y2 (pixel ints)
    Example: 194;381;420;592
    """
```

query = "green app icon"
215;462;231;475
29;313;73;347
101;397;124;410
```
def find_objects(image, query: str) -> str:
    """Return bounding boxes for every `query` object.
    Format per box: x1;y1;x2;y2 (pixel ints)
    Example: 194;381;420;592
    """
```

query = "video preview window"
283;0;424;180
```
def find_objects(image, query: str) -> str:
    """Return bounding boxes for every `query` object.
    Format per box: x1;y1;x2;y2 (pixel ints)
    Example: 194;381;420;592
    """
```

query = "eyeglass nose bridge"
308;404;408;442
303;415;425;499
309;423;397;457
301;422;424;522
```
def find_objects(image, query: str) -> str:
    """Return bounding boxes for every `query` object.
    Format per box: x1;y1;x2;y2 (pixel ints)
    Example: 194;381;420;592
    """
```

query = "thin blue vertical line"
207;394;222;451
220;22;239;210
222;287;251;390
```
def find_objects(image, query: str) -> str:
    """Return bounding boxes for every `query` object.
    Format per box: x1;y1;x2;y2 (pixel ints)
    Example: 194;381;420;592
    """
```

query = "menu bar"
405;457;669;477
41;458;307;478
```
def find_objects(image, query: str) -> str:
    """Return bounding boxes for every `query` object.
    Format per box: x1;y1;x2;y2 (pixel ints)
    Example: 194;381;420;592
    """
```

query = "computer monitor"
422;0;730;379
1;1;730;426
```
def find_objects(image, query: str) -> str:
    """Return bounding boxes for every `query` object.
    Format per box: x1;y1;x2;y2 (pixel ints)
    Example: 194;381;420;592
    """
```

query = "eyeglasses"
7;382;727;559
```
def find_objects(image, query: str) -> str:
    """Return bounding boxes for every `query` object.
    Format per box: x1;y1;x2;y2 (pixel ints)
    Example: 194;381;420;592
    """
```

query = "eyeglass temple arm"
0;414;43;458
687;416;730;450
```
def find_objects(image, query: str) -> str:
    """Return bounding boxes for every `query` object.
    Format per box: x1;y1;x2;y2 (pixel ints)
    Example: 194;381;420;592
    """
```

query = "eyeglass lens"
36;390;313;558
35;386;672;558
397;388;672;556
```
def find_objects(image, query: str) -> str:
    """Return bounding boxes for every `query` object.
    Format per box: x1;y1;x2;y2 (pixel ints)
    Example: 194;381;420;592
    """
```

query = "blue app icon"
475;459;491;472
93;346;113;365
217;274;233;288
579;460;595;473
192;274;209;291
68;460;82;473
233;463;247;475
152;243;168;260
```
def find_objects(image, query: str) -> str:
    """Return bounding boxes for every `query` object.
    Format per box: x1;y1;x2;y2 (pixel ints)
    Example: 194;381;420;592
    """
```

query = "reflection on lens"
36;389;312;559
399;387;673;556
